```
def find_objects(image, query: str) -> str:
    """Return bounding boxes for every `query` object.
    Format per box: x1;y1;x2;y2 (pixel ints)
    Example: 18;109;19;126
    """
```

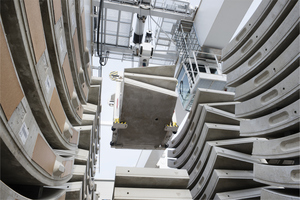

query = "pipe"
133;14;147;44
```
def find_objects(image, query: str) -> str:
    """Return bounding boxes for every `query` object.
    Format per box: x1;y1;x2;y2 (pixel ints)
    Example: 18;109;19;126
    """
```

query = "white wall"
230;0;262;40
194;0;253;49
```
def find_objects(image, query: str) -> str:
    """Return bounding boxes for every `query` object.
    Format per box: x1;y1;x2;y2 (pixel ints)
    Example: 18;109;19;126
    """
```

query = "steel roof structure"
90;0;196;66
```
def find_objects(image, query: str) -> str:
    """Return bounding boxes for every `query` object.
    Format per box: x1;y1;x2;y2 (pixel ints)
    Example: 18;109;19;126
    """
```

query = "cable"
149;7;152;32
96;0;102;57
147;11;150;32
97;0;108;66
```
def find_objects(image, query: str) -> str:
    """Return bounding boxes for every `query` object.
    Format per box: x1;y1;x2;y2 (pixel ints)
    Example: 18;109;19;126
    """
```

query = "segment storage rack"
222;0;300;198
0;0;101;199
168;0;300;199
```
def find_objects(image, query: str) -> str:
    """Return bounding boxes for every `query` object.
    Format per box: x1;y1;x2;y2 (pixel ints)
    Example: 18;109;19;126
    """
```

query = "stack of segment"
222;0;299;199
113;167;192;200
111;65;178;149
168;89;268;199
0;0;100;199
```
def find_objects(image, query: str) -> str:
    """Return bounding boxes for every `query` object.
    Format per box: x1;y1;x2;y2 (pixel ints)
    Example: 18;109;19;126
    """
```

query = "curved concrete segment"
261;188;300;200
235;67;300;118
240;99;300;137
1;1;96;199
220;0;299;196
1;181;67;200
169;89;235;148
214;187;271;200
1;103;74;186
194;170;264;200
170;104;203;149
190;89;235;110
73;0;91;84
234;36;299;101
1;181;30;200
115;167;189;189
226;1;299;87
61;0;89;103
190;147;266;198
46;181;84;200
40;0;83;125
169;106;239;159
113;187;192;200
1;0;79;150
1;22;74;185
187;138;265;188
204;102;238;114
168;105;205;158
252;132;300;159
222;0;297;74
168;123;240;169
222;0;276;60
254;164;300;188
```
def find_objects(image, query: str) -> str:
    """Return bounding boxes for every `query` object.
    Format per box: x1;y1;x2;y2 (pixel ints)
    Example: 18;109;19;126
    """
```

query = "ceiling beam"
92;0;193;21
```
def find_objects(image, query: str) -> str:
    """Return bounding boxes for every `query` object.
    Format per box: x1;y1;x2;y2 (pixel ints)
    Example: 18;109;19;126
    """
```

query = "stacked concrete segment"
252;133;300;159
168;89;268;199
61;0;90;104
113;167;192;199
214;186;272;200
1;181;66;200
169;88;236;149
222;0;297;74
198;170;264;200
57;0;101;198
47;181;85;200
74;0;91;85
2;0;78;151
168;107;240;168
261;188;300;200
0;17;74;188
235;68;299;118
222;0;299;199
0;0;100;199
221;0;276;60
40;0;84;125
187;138;265;188
190;146;266;198
233;34;299;102
226;3;298;87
